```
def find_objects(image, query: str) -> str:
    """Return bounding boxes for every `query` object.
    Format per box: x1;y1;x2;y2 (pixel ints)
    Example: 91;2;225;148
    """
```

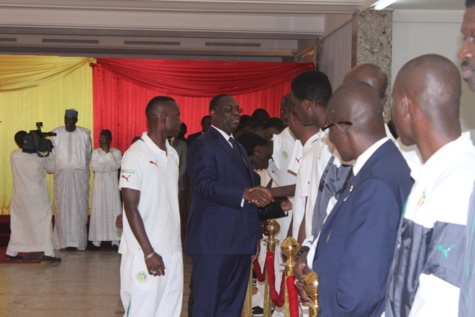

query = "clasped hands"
243;186;273;207
293;250;312;303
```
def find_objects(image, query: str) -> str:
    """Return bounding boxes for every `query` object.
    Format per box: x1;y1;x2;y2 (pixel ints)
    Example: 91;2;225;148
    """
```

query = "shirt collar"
142;132;169;155
418;132;472;182
302;132;320;154
211;125;234;141
353;137;389;176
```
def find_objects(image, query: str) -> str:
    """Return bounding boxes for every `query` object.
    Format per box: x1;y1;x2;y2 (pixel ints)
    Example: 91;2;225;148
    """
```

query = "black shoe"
43;256;61;262
5;254;23;261
64;247;78;251
252;306;264;316
111;245;119;252
86;245;100;251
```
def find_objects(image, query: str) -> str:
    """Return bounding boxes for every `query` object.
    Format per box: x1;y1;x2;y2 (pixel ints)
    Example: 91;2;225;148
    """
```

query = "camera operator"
51;109;92;251
6;131;60;261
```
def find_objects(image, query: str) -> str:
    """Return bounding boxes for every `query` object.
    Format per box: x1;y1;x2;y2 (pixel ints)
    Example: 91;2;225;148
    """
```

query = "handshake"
243;186;274;207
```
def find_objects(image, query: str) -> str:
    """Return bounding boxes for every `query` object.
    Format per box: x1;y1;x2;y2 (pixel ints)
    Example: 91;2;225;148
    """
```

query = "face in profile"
164;102;182;138
291;93;312;126
459;6;475;91
252;142;273;170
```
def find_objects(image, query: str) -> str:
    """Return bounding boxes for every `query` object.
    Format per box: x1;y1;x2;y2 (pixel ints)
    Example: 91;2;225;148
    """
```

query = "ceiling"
0;0;465;60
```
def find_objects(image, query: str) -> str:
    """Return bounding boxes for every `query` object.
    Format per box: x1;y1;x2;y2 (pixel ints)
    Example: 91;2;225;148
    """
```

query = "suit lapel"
209;128;254;184
320;140;394;235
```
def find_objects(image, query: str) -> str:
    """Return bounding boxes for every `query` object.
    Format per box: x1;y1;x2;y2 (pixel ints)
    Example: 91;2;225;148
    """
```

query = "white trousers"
120;251;183;317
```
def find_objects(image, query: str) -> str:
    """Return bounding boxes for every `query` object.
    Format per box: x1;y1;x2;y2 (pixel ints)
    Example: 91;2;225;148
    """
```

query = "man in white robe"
7;131;60;261
88;129;122;250
51;109;92;251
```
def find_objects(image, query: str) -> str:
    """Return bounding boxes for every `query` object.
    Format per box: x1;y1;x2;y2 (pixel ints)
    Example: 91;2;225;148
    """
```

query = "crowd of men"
7;1;475;316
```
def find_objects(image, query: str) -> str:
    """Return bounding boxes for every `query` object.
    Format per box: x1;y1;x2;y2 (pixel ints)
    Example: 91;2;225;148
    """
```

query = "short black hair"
263;117;285;133
291;70;332;107
15;130;27;148
201;115;211;123
209;94;231;112
467;0;475;8
100;129;112;140
236;133;270;157
251;108;270;122
145;96;175;118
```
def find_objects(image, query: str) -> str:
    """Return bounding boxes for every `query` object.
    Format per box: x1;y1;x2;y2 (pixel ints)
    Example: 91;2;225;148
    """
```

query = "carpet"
0;249;43;264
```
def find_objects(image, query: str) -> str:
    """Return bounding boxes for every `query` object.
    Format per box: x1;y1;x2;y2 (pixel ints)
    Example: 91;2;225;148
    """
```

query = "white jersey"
119;132;182;255
7;150;55;256
291;133;321;240
88;147;122;243
268;127;299;186
386;133;475;317
51;125;92;250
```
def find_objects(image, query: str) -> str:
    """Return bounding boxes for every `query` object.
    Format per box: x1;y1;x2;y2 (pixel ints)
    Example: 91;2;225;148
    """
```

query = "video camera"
22;122;56;157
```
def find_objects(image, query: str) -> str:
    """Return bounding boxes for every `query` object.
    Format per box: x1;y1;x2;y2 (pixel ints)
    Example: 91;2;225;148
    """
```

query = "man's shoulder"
76;126;91;135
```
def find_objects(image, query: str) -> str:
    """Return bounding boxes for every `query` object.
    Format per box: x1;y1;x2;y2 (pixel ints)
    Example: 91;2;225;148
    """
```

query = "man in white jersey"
385;54;475;317
51;109;92;251
119;96;183;316
290;70;335;243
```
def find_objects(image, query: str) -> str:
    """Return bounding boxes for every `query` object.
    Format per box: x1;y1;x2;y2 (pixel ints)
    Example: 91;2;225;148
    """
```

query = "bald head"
343;63;388;99
394;54;461;124
392;54;462;161
328;80;385;134
327;81;385;161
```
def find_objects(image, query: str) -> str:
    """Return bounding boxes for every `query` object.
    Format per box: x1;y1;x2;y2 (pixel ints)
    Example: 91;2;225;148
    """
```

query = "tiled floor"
0;250;192;317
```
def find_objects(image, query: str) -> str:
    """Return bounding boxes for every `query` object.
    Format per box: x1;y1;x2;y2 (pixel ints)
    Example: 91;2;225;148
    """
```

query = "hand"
244;186;273;207
145;252;166;277
280;198;293;211
116;214;123;229
293;250;312;303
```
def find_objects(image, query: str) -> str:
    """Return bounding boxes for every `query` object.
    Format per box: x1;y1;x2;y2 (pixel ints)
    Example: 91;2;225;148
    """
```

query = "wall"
319;21;353;91
392;9;475;135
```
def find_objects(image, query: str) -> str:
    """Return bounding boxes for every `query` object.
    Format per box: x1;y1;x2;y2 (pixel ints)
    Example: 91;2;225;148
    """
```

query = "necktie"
229;137;247;168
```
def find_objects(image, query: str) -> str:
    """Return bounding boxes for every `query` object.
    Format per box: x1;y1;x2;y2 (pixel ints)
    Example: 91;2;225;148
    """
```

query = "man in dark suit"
185;94;273;317
187;115;211;144
297;81;413;316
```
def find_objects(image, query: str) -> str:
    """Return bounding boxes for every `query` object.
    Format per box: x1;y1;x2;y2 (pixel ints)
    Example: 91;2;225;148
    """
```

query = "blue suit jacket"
312;140;413;317
185;127;262;255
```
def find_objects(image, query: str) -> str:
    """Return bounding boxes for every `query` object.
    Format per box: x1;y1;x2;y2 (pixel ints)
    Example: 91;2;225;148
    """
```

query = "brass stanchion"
281;237;301;317
263;220;280;317
303;271;320;317
241;265;253;317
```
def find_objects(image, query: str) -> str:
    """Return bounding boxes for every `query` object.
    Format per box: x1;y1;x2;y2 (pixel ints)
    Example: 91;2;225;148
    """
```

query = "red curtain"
92;58;314;152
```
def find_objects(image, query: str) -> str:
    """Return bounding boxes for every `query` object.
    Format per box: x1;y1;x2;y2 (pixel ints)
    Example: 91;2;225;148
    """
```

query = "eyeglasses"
321;121;353;131
219;105;243;113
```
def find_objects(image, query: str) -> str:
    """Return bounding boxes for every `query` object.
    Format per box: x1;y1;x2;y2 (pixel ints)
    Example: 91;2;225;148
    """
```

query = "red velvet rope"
286;275;300;317
253;258;265;282
252;251;286;307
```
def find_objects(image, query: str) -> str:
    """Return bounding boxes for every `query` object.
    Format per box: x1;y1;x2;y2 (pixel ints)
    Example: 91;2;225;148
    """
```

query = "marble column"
352;9;393;120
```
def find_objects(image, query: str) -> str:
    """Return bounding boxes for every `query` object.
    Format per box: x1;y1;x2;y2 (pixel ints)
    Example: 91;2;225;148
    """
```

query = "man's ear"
400;94;412;119
210;109;216;119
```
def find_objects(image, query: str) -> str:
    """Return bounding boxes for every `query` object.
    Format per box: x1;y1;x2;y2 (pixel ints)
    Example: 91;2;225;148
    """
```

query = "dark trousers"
191;254;251;317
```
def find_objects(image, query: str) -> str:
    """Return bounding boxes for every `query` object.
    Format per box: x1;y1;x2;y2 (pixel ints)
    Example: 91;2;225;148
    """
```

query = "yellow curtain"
0;55;94;215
